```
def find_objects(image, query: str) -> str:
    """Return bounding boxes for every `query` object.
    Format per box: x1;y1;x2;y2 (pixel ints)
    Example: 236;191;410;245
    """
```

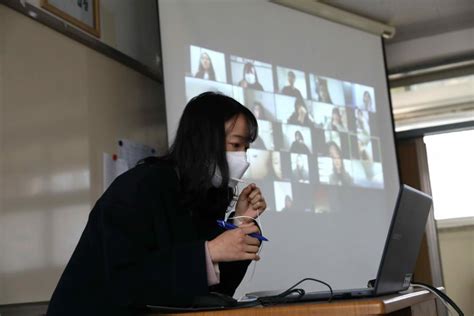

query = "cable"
411;283;464;316
279;278;333;301
410;284;452;315
255;209;263;232
226;213;265;283
258;278;333;305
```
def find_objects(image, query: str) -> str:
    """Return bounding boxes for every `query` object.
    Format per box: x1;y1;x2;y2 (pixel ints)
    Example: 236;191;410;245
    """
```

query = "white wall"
25;0;161;75
100;0;161;72
438;225;474;316
0;5;166;304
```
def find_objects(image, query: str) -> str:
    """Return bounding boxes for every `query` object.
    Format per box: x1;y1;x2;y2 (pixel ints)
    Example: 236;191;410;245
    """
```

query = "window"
391;74;474;132
424;129;474;226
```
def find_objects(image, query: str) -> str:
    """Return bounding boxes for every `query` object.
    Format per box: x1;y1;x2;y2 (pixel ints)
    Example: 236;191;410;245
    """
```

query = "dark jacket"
46;161;250;315
289;141;311;155
287;113;314;127
281;86;304;100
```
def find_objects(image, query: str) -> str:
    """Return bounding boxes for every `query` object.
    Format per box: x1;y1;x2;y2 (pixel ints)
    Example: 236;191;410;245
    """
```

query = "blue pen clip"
216;220;269;242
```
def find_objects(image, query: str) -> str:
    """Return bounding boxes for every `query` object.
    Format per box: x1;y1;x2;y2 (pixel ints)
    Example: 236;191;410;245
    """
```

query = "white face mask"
211;151;250;188
245;73;256;85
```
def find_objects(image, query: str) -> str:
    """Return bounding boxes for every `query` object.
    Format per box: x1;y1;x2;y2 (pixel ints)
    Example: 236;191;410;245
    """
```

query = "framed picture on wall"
41;0;100;37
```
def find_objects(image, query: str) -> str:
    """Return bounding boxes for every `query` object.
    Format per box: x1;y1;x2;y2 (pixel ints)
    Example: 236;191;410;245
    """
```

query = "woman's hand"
235;183;266;222
208;223;261;262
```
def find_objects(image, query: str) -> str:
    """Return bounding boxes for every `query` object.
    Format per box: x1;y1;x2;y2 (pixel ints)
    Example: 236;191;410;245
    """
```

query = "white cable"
226;184;266;285
227;214;265;283
230;214;263;233
410;283;453;315
256;210;264;231
230;216;263;244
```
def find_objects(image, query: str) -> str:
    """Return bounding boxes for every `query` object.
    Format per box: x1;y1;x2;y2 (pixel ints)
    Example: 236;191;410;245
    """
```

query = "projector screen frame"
381;37;402;188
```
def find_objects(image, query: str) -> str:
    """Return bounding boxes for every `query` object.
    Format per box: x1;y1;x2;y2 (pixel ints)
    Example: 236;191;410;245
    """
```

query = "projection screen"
158;0;400;296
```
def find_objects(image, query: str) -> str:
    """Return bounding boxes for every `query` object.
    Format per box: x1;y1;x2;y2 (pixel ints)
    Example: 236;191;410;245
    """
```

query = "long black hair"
327;141;346;174
160;92;258;214
195;52;216;80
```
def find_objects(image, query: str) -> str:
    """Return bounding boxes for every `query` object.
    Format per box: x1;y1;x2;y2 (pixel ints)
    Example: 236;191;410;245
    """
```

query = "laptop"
251;184;433;302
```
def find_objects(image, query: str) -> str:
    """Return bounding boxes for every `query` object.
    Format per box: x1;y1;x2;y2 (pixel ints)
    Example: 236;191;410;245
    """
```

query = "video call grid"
184;45;385;213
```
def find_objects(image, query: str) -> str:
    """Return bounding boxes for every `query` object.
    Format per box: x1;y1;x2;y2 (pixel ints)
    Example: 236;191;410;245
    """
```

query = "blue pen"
216;220;269;242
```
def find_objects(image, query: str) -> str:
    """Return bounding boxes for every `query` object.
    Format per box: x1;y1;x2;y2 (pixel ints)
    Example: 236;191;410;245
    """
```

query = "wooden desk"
147;290;439;316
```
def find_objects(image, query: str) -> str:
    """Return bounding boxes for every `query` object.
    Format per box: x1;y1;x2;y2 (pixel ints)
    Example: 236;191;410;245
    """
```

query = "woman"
363;90;373;112
238;62;263;91
47;92;267;315
270;151;283;180
328;141;353;186
328;107;346;132
195;52;216;81
289;130;311;155
288;98;314;127
315;77;333;104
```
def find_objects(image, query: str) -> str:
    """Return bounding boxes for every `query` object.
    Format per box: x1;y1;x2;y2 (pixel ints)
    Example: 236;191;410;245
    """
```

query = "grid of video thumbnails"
185;45;384;214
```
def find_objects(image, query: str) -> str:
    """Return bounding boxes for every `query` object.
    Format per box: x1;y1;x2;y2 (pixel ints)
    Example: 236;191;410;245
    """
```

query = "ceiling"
320;0;474;42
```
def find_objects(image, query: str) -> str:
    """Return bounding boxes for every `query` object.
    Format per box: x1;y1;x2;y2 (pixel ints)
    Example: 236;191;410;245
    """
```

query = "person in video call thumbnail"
315;77;333;104
251;102;265;120
288;98;314;127
46;92;267;315
327;107;346;132
269;152;283;180
249;102;269;150
355;108;370;136
290;130;311;155
358;137;375;180
239;62;264;91
358;137;371;160
281;71;304;100
280;195;293;212
363;91;373;112
259;151;283;180
292;154;309;183
195;52;216;81
328;141;353;186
